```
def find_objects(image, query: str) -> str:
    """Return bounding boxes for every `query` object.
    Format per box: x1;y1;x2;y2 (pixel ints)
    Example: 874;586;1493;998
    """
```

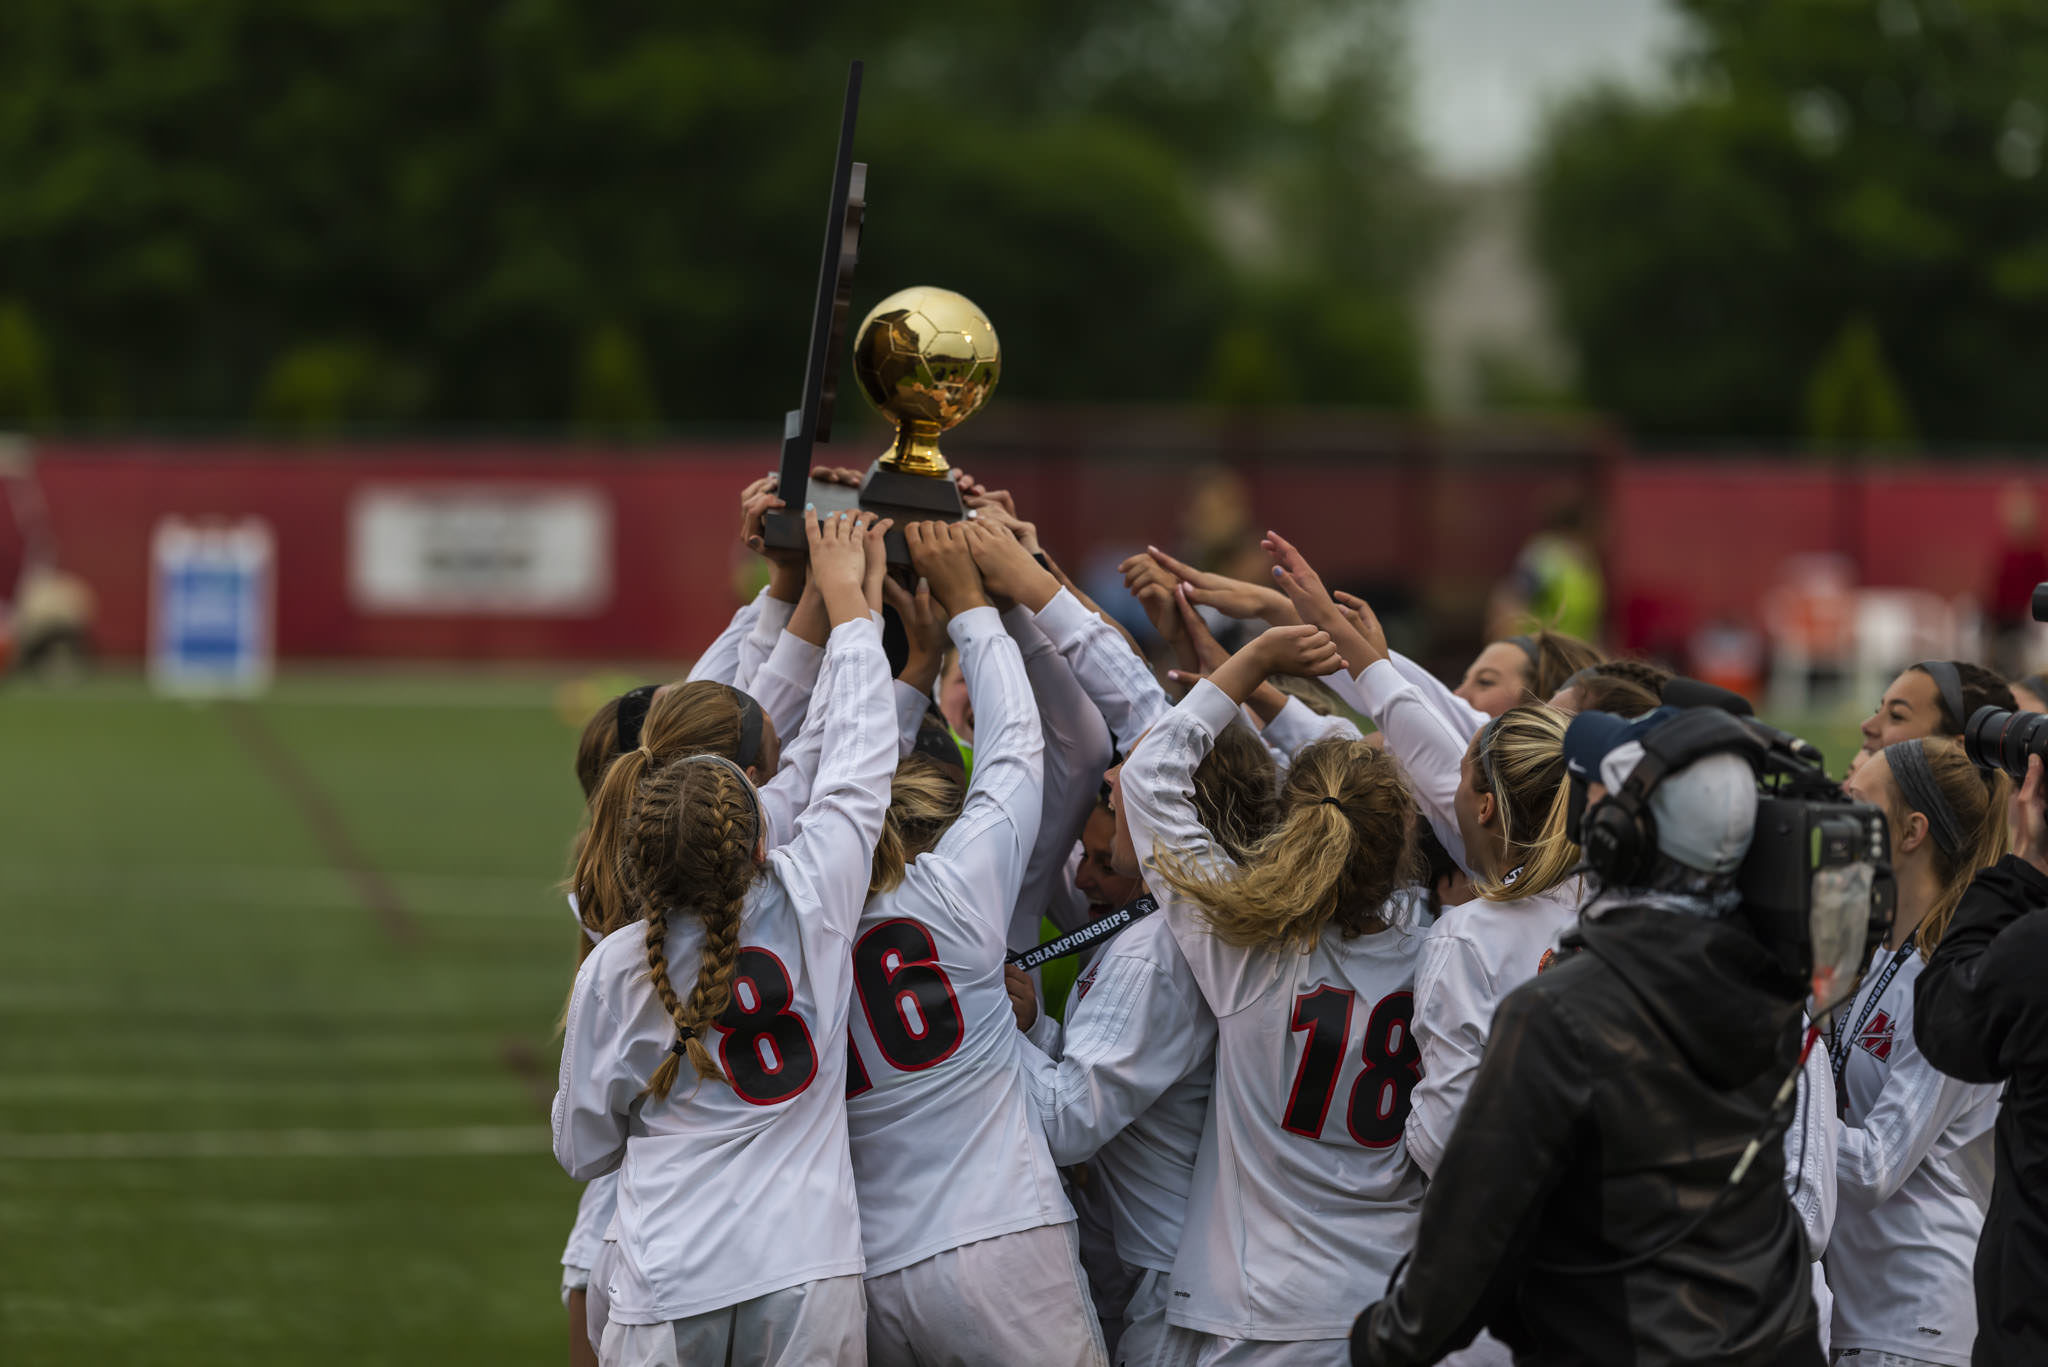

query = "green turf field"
0;670;1871;1365
0;673;593;1365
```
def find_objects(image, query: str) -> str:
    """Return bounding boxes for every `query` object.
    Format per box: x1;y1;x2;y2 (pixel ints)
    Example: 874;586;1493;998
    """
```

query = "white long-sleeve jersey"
552;616;894;1324
1003;604;1114;952
684;594;764;688
1402;895;1574;1178
1825;946;1998;1366
1017;910;1216;1274
1785;1034;1839;1261
1032;588;1169;754
843;605;1073;1276
1125;681;1426;1342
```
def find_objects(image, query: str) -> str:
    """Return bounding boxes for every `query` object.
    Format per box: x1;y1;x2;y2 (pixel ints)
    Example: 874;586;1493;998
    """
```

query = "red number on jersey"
852;918;965;1072
714;948;820;1106
1281;986;1420;1147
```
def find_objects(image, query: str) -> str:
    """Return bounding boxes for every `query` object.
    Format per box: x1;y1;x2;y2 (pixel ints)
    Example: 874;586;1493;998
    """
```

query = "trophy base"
759;462;965;568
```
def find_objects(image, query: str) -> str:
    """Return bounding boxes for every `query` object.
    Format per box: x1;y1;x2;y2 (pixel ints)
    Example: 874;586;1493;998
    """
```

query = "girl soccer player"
844;522;1105;1367
1830;738;2009;1367
1120;622;1425;1365
553;508;893;1366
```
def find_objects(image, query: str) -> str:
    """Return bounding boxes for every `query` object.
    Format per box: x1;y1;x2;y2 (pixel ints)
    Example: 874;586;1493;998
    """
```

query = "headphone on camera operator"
1531;705;1894;1277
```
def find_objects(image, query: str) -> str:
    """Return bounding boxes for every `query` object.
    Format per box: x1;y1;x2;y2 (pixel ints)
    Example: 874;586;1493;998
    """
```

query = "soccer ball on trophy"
852;286;1001;479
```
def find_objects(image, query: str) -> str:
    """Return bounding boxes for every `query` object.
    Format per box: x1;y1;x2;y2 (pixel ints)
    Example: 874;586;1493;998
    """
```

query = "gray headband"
1507;635;1540;674
1912;660;1966;733
1884;739;1963;860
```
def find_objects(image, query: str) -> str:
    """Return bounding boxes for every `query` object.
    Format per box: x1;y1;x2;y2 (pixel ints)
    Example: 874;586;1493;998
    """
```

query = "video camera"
1731;719;1895;1020
1962;577;2048;778
1579;706;1893;1021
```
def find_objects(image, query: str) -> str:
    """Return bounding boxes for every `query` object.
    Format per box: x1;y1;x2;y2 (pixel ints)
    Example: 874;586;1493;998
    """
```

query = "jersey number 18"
1281;987;1419;1148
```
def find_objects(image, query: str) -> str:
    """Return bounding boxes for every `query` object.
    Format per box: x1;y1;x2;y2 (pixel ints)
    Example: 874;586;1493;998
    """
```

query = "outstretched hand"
741;474;803;568
906;521;988;616
1128;545;1298;624
884;575;948;691
1204;623;1341;708
807;508;874;626
1263;530;1386;672
861;515;896;614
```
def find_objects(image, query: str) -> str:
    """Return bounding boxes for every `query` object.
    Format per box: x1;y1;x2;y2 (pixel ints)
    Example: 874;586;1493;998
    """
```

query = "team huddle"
547;470;2023;1367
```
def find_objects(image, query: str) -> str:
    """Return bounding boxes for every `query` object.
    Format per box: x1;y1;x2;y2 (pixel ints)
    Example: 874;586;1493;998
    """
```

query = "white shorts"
587;1241;619;1350
598;1274;866;1367
864;1222;1107;1367
1115;1269;1174;1367
1154;1328;1350;1367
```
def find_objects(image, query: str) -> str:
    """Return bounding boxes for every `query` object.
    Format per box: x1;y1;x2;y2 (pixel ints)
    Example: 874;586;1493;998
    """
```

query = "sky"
1408;0;1684;176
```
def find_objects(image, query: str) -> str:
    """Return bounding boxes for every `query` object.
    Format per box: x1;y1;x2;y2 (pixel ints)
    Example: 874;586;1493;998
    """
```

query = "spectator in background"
1489;503;1604;646
1988;483;2048;679
1914;754;2048;1367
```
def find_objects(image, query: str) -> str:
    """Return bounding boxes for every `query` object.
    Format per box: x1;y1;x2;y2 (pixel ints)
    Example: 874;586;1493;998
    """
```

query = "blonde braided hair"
619;754;762;1097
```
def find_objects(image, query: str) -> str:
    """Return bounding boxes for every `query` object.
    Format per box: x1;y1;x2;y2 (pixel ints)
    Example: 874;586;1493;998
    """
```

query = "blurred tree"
0;302;55;425
1532;0;2048;445
574;323;661;438
1804;315;1916;455
0;0;1431;429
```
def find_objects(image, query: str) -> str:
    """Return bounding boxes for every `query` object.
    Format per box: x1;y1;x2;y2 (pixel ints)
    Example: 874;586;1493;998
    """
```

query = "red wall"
24;442;2042;662
1607;461;2048;650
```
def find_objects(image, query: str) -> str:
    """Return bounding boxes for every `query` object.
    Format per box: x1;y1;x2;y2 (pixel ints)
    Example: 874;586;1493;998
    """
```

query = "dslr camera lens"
1963;705;2048;780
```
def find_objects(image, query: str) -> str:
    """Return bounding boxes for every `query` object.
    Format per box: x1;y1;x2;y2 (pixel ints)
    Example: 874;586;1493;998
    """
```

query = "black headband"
1913;660;1967;733
722;685;766;771
1507;635;1540;674
614;684;660;754
1884;739;1964;859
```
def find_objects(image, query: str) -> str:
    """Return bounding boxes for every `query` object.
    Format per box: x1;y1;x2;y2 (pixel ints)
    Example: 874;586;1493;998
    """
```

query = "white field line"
0;1124;549;1161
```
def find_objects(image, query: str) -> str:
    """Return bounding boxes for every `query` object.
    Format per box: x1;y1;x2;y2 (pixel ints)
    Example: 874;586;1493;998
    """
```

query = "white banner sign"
349;486;611;615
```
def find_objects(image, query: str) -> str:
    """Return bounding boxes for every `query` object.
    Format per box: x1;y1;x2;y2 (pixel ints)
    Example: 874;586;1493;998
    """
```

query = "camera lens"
1963;706;2009;774
1963;704;2048;779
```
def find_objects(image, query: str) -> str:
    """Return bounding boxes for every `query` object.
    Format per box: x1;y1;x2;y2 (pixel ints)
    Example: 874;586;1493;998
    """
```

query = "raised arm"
732;474;807;690
965;520;1116;950
971;524;1170;753
911;522;1046;950
1264;530;1476;872
1403;932;1494;1180
685;596;762;687
765;511;899;963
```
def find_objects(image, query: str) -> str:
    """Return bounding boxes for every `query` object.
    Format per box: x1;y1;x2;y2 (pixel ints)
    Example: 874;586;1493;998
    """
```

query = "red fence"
16;437;2042;663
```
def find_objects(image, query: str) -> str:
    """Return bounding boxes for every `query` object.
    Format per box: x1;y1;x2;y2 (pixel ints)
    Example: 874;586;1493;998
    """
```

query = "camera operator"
1827;737;2008;1366
1913;752;2048;1365
1350;708;1821;1367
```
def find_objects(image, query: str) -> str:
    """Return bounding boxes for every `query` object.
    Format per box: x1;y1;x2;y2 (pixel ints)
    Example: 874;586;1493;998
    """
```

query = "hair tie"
1913;660;1967;734
1884;739;1964;859
1317;795;1344;808
668;1026;698;1055
614;684;660;754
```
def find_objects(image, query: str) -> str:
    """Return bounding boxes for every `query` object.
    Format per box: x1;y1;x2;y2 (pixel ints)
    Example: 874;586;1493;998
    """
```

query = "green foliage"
0;1;1433;427
0;301;55;425
573;322;660;439
1531;0;2048;444
1804;316;1916;454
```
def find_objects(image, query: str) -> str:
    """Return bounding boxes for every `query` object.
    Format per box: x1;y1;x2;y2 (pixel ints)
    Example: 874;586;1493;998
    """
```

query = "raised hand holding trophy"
760;63;996;565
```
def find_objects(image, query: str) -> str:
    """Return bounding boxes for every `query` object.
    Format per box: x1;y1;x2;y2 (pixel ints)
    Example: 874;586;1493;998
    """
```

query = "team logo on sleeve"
1536;949;1557;974
1855;1010;1895;1061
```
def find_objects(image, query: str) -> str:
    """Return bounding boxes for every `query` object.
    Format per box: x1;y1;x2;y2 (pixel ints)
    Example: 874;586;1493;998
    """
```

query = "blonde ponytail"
1898;739;2011;961
1473;704;1580;901
1158;740;1412;952
869;756;966;895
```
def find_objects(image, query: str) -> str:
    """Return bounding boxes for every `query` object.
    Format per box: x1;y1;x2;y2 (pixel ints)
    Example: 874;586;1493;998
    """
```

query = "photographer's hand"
2010;754;2048;879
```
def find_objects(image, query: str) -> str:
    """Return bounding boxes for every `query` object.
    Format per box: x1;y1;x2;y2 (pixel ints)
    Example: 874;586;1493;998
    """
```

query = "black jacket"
1913;854;2048;1367
1351;904;1822;1367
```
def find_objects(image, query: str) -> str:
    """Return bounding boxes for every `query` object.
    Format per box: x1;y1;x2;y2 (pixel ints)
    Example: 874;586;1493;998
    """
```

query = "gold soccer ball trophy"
851;286;1001;480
